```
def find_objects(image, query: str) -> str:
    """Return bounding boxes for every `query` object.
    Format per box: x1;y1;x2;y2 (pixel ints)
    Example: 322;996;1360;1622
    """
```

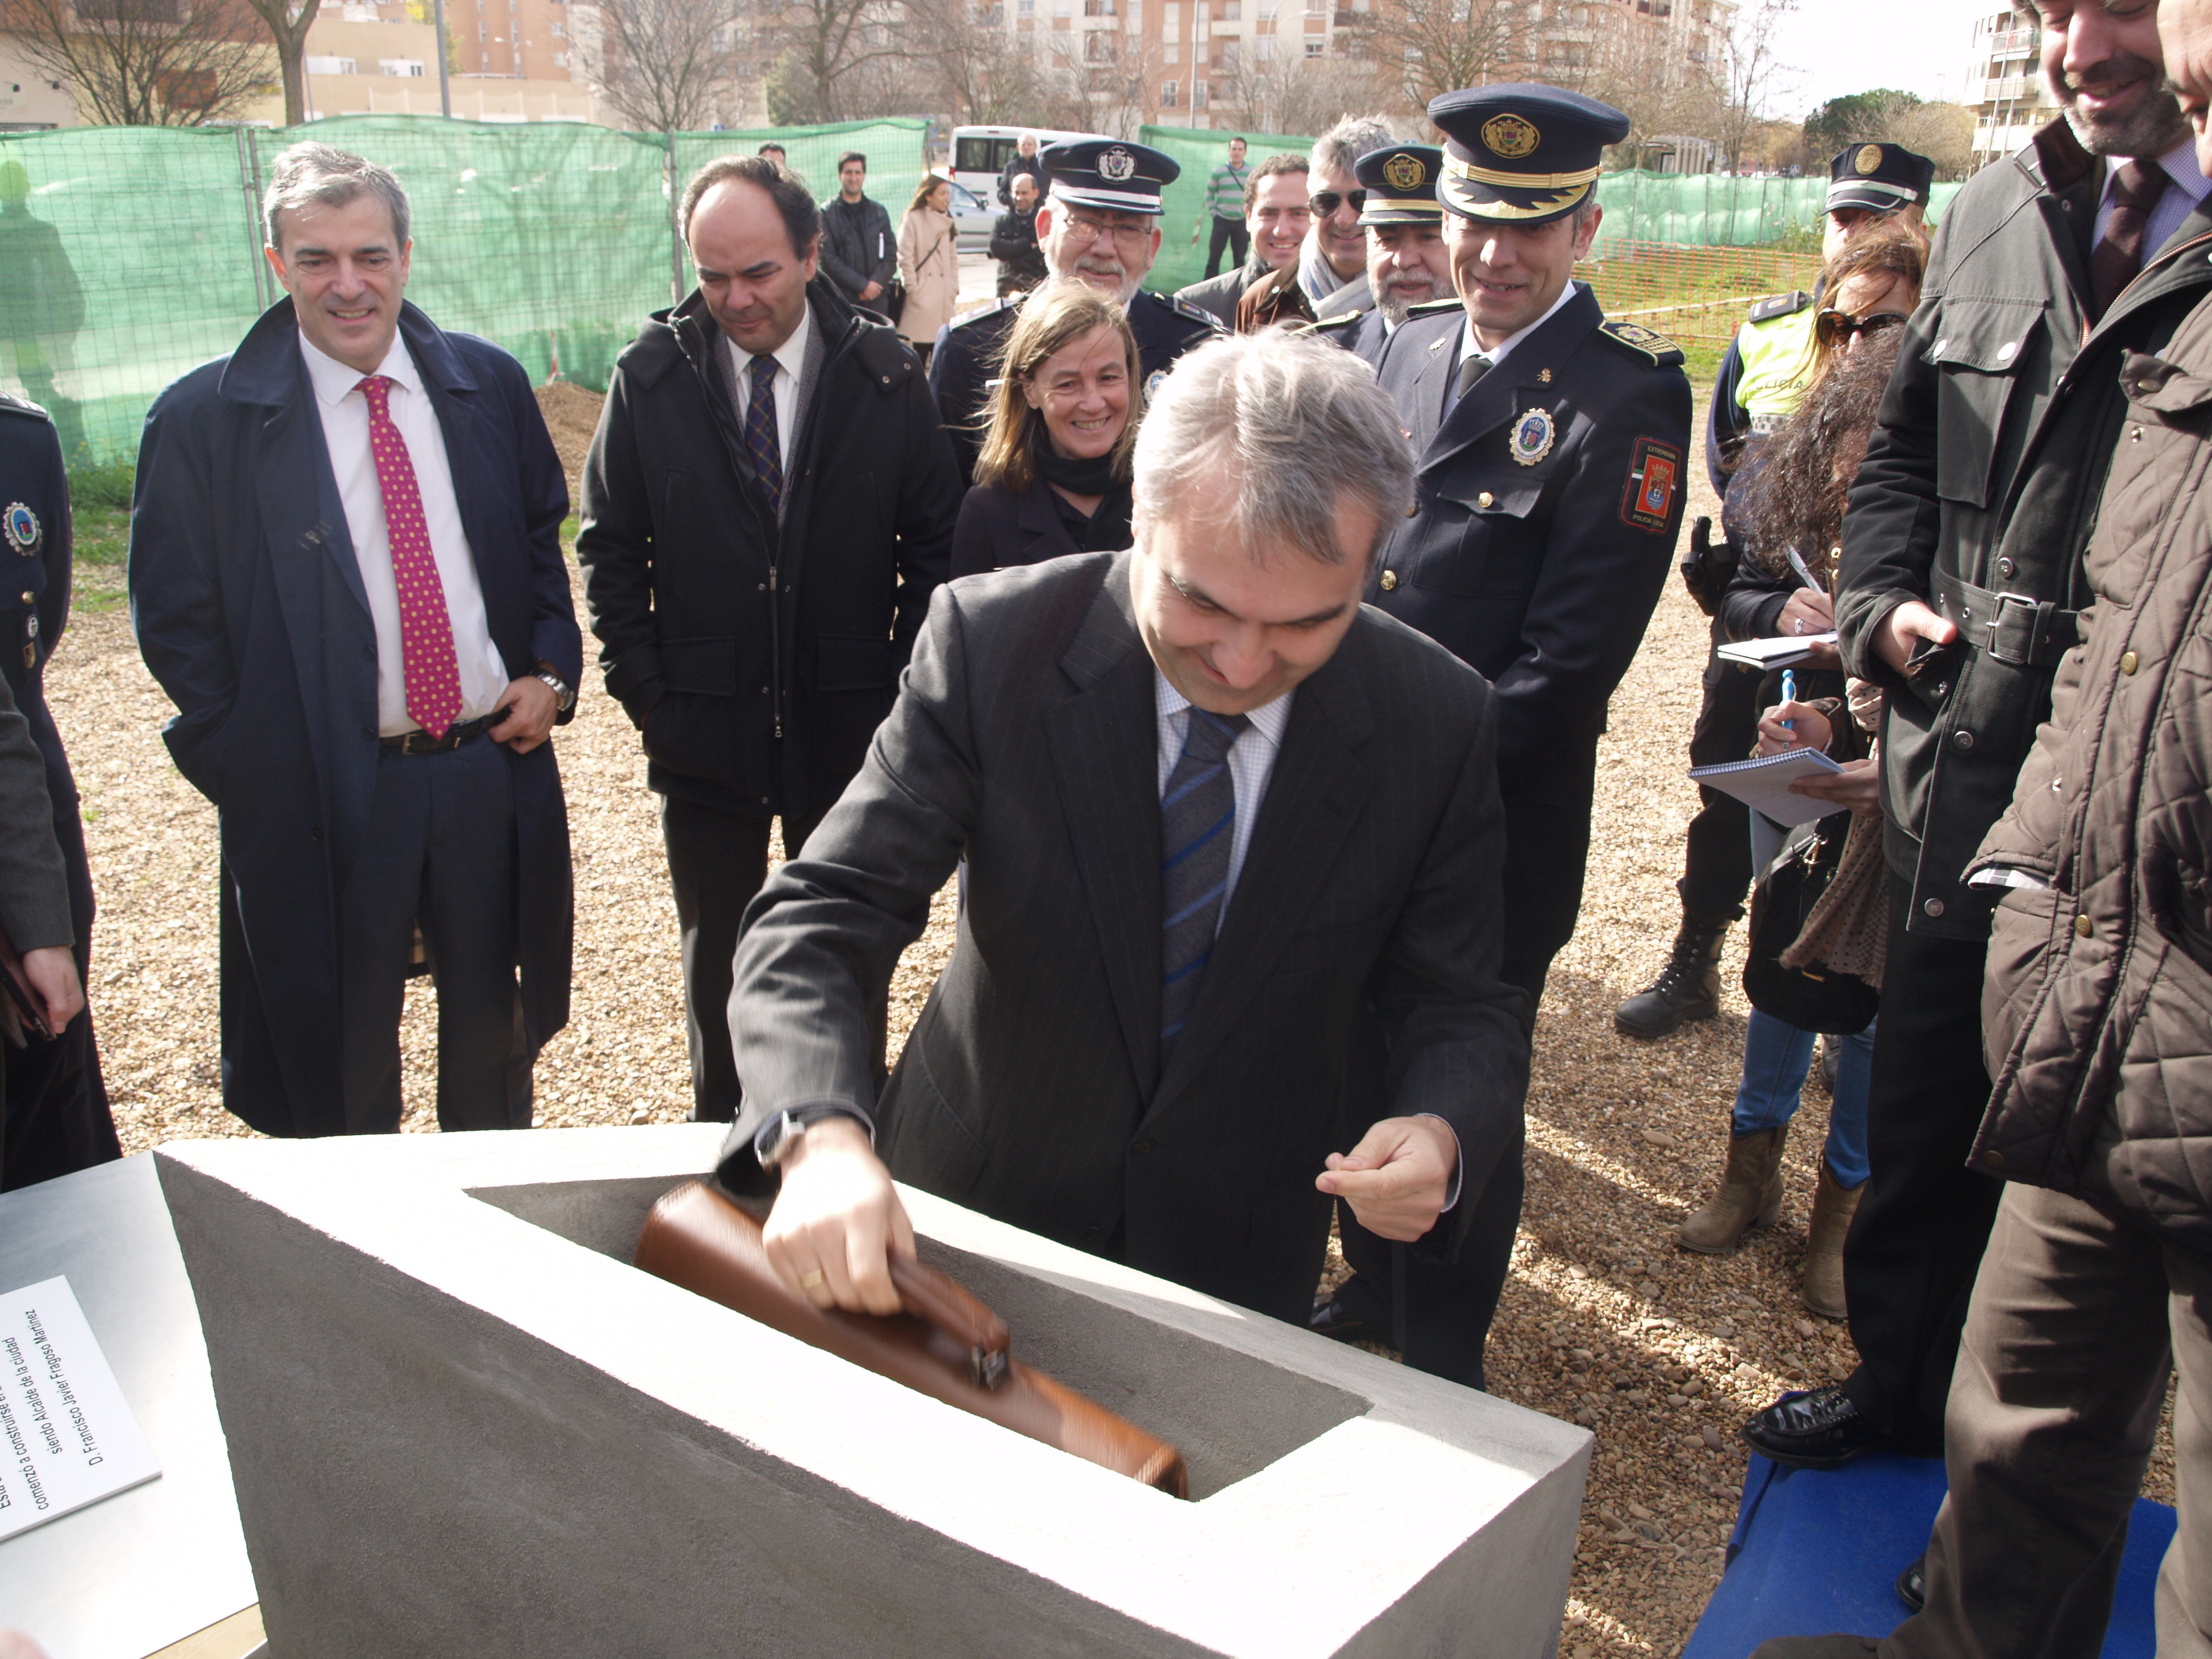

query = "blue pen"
1780;668;1796;734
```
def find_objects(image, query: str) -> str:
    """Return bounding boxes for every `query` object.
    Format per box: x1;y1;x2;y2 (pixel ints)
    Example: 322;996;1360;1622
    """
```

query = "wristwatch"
533;668;576;713
754;1107;873;1170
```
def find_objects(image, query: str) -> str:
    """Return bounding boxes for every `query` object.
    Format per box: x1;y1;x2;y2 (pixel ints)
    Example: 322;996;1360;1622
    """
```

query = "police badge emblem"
1855;144;1883;176
1509;407;1555;467
1099;147;1137;183
1382;152;1427;192
1482;115;1540;159
2;503;38;557
1145;369;1167;403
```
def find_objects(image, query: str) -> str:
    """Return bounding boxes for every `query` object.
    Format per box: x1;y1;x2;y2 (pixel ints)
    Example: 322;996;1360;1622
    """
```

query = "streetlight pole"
432;0;452;116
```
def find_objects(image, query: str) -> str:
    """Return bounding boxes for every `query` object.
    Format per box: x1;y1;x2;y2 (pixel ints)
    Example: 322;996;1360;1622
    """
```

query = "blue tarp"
1684;1452;2176;1657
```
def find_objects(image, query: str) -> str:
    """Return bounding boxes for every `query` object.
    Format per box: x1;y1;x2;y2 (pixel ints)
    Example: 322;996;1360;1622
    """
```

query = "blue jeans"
1731;1008;1875;1188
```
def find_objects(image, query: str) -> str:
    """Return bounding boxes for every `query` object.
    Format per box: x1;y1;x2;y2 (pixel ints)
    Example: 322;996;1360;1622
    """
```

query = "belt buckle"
1985;591;2043;666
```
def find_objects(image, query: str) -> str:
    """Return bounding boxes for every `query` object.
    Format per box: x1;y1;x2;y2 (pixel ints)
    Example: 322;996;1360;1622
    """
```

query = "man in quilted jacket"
1752;2;2212;1651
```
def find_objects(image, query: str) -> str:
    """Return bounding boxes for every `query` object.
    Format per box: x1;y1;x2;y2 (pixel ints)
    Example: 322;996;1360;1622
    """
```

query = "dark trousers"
1887;1183;2212;1658
1204;216;1250;280
660;797;819;1124
1335;951;1546;1390
1681;622;1763;920
1839;874;2005;1452
1;994;116;1191
340;736;530;1134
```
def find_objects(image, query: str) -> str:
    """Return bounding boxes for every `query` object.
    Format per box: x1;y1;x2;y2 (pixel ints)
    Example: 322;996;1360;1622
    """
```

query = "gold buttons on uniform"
1478;492;1495;508
2120;650;2139;674
2076;914;2094;938
1983;1150;2005;1167
16;592;29;605
1381;571;1398;591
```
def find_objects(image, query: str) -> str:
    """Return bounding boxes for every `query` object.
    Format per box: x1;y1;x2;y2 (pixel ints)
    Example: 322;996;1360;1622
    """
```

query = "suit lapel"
1148;638;1375;1120
1045;556;1164;1092
1016;482;1076;563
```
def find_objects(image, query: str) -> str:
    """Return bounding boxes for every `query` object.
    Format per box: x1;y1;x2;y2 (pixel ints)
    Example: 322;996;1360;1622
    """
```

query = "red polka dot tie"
359;375;461;741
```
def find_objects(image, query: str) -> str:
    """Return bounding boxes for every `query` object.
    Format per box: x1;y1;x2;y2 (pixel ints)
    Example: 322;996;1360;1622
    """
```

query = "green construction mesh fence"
1587;168;1965;248
0;115;928;466
1139;122;1322;295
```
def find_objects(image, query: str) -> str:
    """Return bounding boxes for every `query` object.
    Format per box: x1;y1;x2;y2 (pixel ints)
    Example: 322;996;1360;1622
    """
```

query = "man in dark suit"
580;156;958;1124
719;331;1529;1348
930;141;1223;484
1313;85;1692;1381
1304;144;1450;367
130;143;581;1138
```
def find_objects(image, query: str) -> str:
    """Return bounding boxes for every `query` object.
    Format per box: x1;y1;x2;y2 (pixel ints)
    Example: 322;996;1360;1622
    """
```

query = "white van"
949;125;1112;206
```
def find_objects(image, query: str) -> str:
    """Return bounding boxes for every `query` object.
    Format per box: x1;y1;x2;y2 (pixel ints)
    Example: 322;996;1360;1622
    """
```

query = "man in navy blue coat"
129;143;581;1138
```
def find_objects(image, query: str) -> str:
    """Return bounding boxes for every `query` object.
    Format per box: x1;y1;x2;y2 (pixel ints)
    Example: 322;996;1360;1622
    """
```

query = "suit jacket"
130;300;581;1138
949;475;1133;577
1369;284;1691;961
1174;257;1270;326
719;551;1529;1326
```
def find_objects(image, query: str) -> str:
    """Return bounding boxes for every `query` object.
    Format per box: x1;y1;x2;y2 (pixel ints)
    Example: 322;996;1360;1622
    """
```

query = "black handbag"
882;275;907;327
1743;813;1881;1034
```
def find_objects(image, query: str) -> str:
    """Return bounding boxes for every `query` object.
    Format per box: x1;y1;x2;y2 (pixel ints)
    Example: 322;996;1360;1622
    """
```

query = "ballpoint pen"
1780;668;1796;737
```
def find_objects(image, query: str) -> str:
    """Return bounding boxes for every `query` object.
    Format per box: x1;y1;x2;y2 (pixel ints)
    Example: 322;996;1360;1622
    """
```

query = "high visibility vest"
1734;291;1817;435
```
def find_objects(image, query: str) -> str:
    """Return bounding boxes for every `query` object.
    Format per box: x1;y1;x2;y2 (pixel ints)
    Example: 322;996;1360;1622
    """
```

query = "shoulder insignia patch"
1620;436;1683;533
1305;309;1364;332
1748;290;1812;324
1406;297;1463;318
1597;318;1686;367
950;294;1020;330
1167;292;1229;331
0;393;49;422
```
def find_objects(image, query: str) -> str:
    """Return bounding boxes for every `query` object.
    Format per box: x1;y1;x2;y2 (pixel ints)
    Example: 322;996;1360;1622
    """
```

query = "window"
1220;0;1238;15
379;56;427;75
550;18;563;33
1303;36;1321;53
306;55;358;74
552;50;568;65
1084;0;1115;15
1191;78;1207;107
1165;32;1178;58
1020;0;1034;13
1255;32;1273;56
1161;78;1178;104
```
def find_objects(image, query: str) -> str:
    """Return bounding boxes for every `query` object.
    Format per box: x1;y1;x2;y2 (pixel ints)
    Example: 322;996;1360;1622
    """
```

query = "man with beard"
1741;0;2212;1537
930;140;1223;484
1174;153;1311;326
1303;144;1450;366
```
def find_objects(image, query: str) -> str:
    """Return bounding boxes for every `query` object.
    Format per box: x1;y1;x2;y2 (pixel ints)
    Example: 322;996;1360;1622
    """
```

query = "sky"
1763;0;2003;119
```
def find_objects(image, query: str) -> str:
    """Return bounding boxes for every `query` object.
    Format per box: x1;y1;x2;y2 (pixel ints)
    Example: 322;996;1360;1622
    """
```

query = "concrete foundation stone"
155;1127;1590;1658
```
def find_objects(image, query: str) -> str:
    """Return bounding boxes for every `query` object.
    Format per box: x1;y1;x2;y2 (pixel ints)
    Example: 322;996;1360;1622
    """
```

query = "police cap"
1826;143;1936;215
1427;83;1629;226
1355;145;1443;225
1038;139;1180;216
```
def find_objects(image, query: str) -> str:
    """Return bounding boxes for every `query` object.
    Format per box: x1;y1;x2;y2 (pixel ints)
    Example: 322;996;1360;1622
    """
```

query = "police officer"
1615;140;1934;1041
1312;84;1691;1389
0;394;115;1190
928;139;1223;483
1304;144;1449;367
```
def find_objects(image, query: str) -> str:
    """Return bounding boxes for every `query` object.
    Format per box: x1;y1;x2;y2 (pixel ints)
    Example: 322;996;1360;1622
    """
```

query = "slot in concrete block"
155;1127;1590;1658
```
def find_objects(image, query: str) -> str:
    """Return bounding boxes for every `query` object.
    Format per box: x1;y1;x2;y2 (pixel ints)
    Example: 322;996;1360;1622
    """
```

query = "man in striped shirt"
1190;135;1250;277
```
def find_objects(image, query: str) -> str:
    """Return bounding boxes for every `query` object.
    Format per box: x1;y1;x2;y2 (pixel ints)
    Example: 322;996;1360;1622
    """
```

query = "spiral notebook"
1689;748;1845;826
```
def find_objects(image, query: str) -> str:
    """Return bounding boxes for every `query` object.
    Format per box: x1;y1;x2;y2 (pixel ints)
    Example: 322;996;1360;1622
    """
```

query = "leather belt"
1934;570;2080;668
380;711;502;756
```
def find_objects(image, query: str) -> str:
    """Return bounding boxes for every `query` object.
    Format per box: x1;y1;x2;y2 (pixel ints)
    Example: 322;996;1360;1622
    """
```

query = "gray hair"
263;142;410;252
1312;115;1395;183
1133;331;1415;568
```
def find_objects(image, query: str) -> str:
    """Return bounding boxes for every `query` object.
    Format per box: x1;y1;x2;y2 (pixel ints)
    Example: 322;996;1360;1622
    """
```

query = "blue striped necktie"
745;353;782;512
1160;706;1250;1064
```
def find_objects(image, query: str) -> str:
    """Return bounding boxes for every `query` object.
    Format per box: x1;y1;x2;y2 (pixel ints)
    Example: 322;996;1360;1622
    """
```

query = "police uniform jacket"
580;280;959;824
1706;291;1815;494
930;287;1222;483
1836;118;2212;939
1369;284;1691;961
1305;305;1391;368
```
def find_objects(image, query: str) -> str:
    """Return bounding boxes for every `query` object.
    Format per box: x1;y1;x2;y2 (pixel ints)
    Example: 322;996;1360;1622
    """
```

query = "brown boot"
1801;1159;1863;1318
1675;1124;1789;1255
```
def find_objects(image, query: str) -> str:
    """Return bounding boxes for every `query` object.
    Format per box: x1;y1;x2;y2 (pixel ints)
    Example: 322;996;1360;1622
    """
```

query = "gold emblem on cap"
1855;144;1883;175
1482;114;1540;160
1383;151;1427;192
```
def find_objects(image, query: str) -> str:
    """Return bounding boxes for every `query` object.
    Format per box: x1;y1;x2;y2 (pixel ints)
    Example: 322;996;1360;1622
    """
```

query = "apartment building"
1962;5;2055;172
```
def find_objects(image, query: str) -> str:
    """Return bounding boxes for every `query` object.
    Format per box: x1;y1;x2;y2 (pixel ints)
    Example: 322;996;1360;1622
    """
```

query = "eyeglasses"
1815;309;1908;347
1057;213;1155;247
1308;189;1367;218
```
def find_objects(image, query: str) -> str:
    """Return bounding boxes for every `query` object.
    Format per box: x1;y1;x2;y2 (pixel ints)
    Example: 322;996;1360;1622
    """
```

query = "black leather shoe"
1310;1290;1374;1342
1741;1384;1888;1469
1895;1552;1927;1613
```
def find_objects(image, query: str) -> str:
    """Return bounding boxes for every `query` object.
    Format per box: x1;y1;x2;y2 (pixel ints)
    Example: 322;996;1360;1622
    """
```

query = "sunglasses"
1309;189;1367;218
1815;308;1907;346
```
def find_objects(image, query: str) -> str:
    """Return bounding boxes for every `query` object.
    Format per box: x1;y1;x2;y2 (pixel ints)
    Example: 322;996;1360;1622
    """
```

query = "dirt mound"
534;381;605;510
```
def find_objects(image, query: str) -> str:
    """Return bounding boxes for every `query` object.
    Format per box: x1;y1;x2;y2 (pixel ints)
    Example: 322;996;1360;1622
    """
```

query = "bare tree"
3;0;272;126
1717;0;1798;174
760;0;910;123
572;0;754;132
902;0;1045;127
234;0;315;127
1555;5;1728;168
1344;0;1533;117
1036;21;1156;138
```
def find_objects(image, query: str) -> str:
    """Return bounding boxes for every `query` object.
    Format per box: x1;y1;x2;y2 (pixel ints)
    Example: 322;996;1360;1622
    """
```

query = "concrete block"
155;1127;1590;1658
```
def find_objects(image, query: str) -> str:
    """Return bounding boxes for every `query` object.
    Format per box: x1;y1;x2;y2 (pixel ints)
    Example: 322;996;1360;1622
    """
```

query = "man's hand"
1190;226;1201;245
489;675;558;753
860;280;883;303
1758;700;1834;755
1873;597;1958;675
762;1118;915;1316
1316;1116;1458;1243
19;946;80;1036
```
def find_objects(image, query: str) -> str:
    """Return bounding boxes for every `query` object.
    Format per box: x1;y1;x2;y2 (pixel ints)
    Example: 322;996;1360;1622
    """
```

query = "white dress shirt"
1154;671;1293;921
726;313;810;475
300;330;511;737
2095;138;2212;266
1458;276;1580;377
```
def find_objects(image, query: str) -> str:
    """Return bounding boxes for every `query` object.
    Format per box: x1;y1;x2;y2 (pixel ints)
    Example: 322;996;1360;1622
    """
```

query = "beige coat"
896;204;960;347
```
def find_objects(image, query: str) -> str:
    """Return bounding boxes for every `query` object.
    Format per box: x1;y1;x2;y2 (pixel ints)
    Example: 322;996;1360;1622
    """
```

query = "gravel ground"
68;384;2171;1655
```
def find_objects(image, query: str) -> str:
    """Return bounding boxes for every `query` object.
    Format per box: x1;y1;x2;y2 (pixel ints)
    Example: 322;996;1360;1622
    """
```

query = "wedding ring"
799;1269;826;1292
1794;618;1805;634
